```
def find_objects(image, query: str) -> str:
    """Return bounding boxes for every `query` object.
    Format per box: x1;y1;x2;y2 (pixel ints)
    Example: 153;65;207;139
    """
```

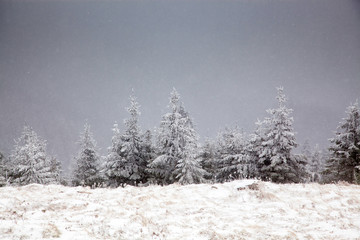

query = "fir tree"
255;87;304;183
72;122;101;187
215;127;254;182
247;119;268;179
199;139;218;182
0;151;8;186
301;139;312;161
142;130;156;184
120;94;149;185
104;122;126;187
105;94;151;186
149;88;205;185
10;125;60;185
308;144;324;182
325;100;360;184
175;144;206;185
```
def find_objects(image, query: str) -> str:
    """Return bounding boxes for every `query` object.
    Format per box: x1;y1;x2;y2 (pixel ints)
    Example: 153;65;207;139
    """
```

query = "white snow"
0;180;359;239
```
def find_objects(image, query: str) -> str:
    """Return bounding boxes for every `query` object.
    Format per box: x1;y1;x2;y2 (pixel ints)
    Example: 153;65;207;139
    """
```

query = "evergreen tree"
72;122;101;187
121;95;149;185
215;127;254;182
307;144;325;182
175;144;206;185
255;87;304;183
0;151;8;186
105;94;151;186
199;139;218;182
247;119;268;179
104;122;126;187
301;139;312;161
325;100;360;183
149;89;205;185
10;125;60;185
142;130;156;184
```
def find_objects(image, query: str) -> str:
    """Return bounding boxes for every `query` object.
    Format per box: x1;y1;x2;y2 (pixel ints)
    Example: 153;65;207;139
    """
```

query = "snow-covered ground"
0;180;359;240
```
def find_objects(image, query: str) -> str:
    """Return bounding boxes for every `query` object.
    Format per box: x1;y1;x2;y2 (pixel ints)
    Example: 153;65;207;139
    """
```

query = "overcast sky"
1;0;359;169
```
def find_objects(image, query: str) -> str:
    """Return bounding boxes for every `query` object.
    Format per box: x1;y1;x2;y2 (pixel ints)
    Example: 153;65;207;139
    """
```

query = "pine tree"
105;94;151;186
307;144;324;182
301;139;312;161
247;119;268;179
199;139;218;182
72;122;101;187
325;100;360;183
10;125;60;185
141;130;156;184
215;127;254;182
0;151;7;186
121;95;149;185
104;122;126;187
175;144;206;185
149;89;205;185
255;87;304;183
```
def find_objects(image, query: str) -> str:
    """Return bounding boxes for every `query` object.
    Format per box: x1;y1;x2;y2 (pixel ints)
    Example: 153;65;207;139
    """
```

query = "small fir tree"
255;87;304;183
307;144;325;182
199;139;218;182
105;94;152;186
215;127;254;182
0;152;8;186
10;125;60;185
72;122;101;187
149;88;205;185
301;139;312;161
325;100;360;183
104;122;126;187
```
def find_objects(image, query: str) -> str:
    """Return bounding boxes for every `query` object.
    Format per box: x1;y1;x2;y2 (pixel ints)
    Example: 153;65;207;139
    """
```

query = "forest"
1;87;359;187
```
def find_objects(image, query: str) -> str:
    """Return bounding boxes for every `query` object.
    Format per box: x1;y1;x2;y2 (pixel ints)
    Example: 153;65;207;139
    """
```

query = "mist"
1;0;359;170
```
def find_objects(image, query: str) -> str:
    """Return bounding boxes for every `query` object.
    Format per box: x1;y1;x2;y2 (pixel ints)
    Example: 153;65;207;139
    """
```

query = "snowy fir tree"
149;89;205;185
141;129;156;183
49;156;62;184
215;127;254;182
104;122;125;187
105;94;151;186
247;119;269;180
307;144;325;182
199;139;218;182
254;87;305;183
325;100;360;184
72;122;102;187
9;125;61;185
301;139;312;161
0;151;8;186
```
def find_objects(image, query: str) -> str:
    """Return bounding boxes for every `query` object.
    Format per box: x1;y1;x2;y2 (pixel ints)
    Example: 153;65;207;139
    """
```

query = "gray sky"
1;0;359;169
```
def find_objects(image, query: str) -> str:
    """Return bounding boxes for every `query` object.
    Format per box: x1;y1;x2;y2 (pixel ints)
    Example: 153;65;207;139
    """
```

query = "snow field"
0;180;359;240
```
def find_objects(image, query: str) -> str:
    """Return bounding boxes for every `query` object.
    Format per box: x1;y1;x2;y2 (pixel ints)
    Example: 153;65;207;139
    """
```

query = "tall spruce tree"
255;87;304;183
10;125;60;185
72;122;101;187
149;89;205;185
325;100;360;184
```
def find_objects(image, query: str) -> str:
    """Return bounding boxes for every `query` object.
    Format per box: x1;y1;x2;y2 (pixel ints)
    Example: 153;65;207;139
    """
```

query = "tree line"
1;87;359;187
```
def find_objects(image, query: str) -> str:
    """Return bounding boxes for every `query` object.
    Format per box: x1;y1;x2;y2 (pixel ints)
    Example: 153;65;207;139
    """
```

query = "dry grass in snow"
0;180;359;239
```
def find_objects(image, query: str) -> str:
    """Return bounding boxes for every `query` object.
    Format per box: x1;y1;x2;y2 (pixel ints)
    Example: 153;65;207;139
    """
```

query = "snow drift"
0;180;359;239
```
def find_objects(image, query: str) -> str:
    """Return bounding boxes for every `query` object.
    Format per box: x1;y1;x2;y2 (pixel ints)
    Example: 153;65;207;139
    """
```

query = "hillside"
0;180;359;239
